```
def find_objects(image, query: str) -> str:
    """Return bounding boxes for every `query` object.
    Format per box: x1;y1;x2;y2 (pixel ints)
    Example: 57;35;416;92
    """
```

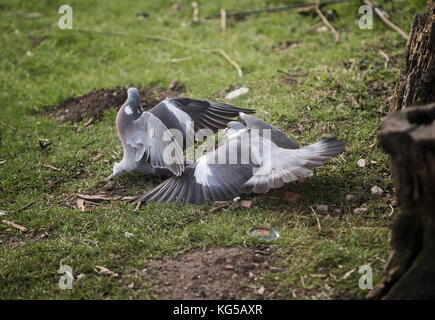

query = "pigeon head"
116;87;143;144
226;121;247;136
124;87;142;114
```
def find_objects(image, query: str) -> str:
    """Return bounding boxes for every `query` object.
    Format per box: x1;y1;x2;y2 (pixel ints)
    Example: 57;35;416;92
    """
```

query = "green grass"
0;0;428;299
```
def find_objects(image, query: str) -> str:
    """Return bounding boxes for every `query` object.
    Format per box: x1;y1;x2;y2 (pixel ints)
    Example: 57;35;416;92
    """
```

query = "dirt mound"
140;246;280;300
46;85;184;123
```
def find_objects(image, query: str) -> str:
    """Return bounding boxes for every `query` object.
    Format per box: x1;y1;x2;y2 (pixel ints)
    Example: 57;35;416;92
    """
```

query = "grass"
0;0;428;299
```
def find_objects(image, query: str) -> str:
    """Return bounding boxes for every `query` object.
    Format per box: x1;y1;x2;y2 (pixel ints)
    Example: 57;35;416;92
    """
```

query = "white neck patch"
124;104;133;115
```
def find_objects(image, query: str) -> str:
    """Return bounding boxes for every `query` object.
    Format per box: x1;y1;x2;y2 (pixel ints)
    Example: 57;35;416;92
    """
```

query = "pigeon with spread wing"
133;120;345;205
108;87;254;180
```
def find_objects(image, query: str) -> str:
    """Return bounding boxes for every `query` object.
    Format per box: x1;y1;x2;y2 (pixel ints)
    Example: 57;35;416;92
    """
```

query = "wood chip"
1;220;28;232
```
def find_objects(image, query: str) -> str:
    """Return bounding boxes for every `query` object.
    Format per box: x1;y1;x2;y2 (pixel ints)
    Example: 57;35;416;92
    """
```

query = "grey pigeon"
109;88;254;180
239;112;299;149
133;121;345;205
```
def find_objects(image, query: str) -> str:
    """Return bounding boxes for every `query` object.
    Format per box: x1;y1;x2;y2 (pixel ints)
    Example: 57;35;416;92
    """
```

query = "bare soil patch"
0;231;46;249
46;84;184;123
137;246;281;300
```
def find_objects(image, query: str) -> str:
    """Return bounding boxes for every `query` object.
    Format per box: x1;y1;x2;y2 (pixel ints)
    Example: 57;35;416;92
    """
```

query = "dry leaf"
257;286;265;295
370;185;383;196
240;200;252;208
76;199;86;211
95;265;118;277
342;268;356;279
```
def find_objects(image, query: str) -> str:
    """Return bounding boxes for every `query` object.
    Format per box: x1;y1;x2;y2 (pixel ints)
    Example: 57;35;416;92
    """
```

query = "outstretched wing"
239;112;299;149
241;137;345;194
149;98;255;136
125;112;185;176
133;136;255;204
134;161;253;205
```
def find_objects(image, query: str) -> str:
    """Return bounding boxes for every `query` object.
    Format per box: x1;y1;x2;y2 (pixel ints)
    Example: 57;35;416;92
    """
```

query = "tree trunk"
367;103;435;299
390;0;435;113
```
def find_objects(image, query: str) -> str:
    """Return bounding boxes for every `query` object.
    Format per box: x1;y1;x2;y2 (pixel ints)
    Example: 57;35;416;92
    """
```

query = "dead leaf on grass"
95;265;118;277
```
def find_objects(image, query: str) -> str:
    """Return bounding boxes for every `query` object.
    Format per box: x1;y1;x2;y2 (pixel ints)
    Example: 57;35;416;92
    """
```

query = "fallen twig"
1;220;28;232
43;164;61;171
14;201;37;213
192;2;199;22
164;57;192;63
206;0;360;19
205;49;243;77
76;194;135;201
73;29;242;77
379;49;389;68
363;0;409;40
315;0;339;42
220;8;226;35
309;206;322;232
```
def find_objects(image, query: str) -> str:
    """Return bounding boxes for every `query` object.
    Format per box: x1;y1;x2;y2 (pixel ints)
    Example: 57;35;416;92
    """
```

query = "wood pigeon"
133;120;345;205
108;87;255;180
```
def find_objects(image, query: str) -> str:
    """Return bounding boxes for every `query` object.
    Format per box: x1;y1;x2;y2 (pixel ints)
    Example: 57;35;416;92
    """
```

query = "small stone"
357;159;366;167
371;185;383;196
345;194;354;202
225;87;249;100
257;286;265;295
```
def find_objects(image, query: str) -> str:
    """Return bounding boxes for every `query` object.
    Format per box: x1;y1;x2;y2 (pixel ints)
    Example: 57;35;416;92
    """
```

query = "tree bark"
390;0;435;113
367;103;435;299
